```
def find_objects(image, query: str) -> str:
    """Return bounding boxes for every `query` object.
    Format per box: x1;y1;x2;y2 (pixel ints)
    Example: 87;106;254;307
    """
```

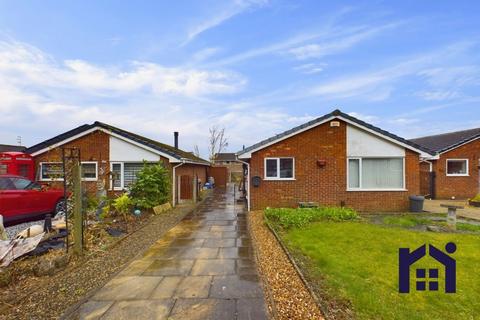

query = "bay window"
264;158;294;180
348;157;405;190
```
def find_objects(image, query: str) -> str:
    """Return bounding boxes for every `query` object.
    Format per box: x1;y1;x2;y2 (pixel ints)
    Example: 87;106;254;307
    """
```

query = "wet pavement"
78;185;268;320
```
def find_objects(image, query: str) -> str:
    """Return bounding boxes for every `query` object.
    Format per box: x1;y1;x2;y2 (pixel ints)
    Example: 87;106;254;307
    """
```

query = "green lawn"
379;214;480;233
276;219;480;319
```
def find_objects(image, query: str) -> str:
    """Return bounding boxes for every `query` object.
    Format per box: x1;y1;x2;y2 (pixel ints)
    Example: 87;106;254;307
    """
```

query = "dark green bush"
265;206;358;229
129;162;170;209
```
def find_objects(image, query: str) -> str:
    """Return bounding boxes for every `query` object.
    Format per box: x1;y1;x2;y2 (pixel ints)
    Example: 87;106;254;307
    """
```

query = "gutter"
179;158;211;166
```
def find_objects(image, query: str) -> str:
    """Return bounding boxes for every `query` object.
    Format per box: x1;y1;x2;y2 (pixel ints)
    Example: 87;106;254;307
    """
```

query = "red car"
0;175;65;226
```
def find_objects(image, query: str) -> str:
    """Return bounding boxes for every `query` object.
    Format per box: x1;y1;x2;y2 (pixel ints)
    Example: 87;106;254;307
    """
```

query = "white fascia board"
180;158;211;166
31;127;99;156
238;115;431;158
421;154;440;161
31;126;181;163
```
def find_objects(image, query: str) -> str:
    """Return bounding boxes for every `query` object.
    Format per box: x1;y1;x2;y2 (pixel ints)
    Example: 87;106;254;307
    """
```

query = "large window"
264;158;294;180
446;159;468;176
40;162;98;181
110;162;151;190
348;158;404;191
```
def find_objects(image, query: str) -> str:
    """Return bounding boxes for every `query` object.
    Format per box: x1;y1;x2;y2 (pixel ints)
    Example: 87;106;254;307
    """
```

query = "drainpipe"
172;161;185;207
236;159;251;212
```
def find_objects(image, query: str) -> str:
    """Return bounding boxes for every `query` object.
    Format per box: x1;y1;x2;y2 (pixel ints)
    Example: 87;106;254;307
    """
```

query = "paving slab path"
77;185;268;320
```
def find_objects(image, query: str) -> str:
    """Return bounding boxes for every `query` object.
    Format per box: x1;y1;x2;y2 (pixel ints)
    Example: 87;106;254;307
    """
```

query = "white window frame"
446;159;469;177
110;162;124;191
264;157;295;181
39;161;98;182
39;162;64;181
347;157;406;192
80;161;98;181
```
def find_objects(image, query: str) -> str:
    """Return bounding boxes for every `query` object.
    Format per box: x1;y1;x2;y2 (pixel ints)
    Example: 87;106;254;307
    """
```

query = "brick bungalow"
237;109;433;212
411;128;480;200
25;122;210;206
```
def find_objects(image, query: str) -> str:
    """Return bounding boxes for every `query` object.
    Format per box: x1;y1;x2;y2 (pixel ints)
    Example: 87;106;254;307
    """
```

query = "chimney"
174;132;179;149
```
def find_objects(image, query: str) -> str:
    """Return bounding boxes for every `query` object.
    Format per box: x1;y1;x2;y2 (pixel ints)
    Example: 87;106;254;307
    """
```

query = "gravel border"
248;210;324;320
0;196;208;320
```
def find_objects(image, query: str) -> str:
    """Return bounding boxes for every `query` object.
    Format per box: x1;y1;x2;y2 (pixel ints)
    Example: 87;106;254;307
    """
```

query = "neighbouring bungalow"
0;144;26;152
25;122;210;205
236;109;433;212
410;128;480;200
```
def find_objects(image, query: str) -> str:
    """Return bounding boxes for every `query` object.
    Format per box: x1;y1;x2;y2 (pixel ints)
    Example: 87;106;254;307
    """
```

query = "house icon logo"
399;242;456;293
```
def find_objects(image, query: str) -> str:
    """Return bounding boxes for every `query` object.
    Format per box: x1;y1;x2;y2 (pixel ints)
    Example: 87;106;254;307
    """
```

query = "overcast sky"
0;1;479;157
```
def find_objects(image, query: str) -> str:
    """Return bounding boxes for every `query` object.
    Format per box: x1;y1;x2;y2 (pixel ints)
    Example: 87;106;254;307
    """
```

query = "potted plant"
468;194;480;207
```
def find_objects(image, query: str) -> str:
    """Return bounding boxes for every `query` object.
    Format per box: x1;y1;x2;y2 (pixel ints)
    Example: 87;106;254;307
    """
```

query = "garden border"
264;216;329;319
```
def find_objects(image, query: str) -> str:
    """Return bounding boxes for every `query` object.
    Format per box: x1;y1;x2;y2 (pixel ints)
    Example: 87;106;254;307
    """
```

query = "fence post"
72;162;83;255
193;176;198;203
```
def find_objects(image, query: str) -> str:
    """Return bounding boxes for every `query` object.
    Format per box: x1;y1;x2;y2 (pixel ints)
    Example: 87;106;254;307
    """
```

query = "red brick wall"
33;130;110;195
433;139;480;199
249;120;420;212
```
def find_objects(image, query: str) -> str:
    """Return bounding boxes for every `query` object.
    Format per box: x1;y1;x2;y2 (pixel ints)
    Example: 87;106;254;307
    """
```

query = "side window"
0;177;15;190
12;178;33;190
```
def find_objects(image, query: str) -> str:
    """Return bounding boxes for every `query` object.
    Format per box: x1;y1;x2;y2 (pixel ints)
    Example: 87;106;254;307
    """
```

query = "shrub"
113;193;132;215
265;206;358;229
129;162;170;209
470;194;480;202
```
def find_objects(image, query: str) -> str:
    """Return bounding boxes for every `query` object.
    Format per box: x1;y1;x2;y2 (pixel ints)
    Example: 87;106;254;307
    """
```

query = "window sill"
446;174;469;177
347;188;408;192
264;178;296;181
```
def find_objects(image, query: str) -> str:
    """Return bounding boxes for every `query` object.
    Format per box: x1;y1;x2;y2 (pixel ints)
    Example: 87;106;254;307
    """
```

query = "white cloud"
416;90;460;101
289;23;399;60
307;41;478;101
418;66;480;87
0;40;246;97
212;21;400;67
292;63;325;74
347;112;379;124
183;0;268;45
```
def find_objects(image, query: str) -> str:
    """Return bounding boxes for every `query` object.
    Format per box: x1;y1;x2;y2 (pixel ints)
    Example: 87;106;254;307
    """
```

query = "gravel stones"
0;268;12;287
248;210;324;320
33;255;70;277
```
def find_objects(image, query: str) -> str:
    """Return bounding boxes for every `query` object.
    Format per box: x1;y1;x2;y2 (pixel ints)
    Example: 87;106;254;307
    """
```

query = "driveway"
423;199;480;221
77;185;268;320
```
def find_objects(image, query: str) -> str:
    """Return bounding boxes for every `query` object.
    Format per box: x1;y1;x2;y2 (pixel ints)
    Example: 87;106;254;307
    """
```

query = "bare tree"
193;144;201;158
208;126;229;161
